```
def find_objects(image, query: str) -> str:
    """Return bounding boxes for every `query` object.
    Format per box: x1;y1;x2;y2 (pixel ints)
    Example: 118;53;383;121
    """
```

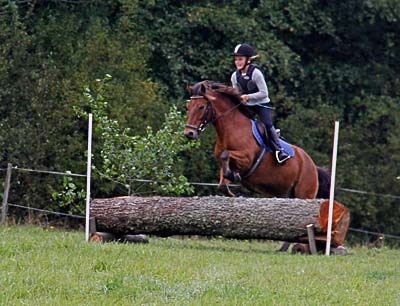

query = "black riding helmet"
232;43;256;57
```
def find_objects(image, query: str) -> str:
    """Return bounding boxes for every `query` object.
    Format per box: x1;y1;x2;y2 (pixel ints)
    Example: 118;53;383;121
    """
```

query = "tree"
0;0;171;213
75;75;198;196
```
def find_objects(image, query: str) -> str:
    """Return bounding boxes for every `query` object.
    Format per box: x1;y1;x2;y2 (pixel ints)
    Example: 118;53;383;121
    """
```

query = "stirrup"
275;150;291;164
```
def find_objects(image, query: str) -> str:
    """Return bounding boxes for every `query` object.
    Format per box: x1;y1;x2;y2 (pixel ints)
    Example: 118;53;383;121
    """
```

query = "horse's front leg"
217;169;236;197
220;150;241;183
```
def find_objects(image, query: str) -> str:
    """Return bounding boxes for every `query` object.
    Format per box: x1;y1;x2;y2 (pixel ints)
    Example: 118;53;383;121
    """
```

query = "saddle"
251;120;295;157
241;120;295;178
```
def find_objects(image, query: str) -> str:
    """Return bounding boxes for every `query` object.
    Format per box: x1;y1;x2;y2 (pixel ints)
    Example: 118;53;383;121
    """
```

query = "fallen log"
90;196;350;246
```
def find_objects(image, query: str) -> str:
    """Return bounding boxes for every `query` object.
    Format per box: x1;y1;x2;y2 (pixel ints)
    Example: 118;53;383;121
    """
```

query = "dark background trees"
0;0;399;236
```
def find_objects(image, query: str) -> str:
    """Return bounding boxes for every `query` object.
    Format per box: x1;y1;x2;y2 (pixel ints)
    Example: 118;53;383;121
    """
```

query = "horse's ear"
187;84;193;94
200;83;216;101
199;83;207;95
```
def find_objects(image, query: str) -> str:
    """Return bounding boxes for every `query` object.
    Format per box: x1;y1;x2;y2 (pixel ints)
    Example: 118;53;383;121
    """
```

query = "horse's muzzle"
184;128;199;140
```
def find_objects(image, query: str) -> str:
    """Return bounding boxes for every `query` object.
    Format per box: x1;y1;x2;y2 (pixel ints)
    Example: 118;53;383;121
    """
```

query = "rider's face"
234;56;248;71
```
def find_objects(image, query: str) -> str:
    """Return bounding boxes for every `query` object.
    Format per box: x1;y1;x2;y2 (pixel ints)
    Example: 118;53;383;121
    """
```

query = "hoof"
218;184;236;197
233;172;241;183
218;184;227;193
292;243;311;255
331;246;350;256
223;171;241;183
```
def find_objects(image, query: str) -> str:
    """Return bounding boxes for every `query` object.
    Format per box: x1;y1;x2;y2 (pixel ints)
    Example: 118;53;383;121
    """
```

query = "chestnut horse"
184;81;329;199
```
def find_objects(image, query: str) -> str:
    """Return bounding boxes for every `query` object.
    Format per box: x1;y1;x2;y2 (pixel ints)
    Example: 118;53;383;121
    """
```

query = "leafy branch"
75;74;199;195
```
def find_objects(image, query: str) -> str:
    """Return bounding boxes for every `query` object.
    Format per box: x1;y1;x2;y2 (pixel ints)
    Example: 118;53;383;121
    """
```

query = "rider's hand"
241;95;249;104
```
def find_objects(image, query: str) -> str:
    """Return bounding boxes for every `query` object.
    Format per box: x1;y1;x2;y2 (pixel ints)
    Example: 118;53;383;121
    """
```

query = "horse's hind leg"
278;241;291;253
220;150;241;183
293;168;318;199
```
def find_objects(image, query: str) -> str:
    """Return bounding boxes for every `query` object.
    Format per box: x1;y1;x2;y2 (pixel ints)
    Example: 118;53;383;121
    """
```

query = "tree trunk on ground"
91;196;350;246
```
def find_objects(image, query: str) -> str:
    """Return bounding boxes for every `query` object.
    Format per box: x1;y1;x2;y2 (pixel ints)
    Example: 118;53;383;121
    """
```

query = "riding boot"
265;126;291;164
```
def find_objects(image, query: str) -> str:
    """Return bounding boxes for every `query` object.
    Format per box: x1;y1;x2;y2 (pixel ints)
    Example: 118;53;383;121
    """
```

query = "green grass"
1;226;399;305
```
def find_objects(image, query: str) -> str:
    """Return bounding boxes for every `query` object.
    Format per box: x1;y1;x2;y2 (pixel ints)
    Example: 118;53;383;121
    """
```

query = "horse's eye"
199;105;205;110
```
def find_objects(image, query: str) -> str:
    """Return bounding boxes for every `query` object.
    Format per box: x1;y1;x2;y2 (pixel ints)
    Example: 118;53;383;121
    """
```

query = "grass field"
1;226;399;305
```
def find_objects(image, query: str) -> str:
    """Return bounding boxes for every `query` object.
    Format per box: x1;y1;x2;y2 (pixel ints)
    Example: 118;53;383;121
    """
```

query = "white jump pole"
325;121;340;255
85;113;93;242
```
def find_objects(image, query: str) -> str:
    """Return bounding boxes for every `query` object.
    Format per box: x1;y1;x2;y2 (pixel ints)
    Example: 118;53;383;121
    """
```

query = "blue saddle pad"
251;120;295;157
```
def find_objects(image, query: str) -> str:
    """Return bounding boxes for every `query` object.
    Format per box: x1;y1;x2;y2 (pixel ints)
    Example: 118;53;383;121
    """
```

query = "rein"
185;95;241;133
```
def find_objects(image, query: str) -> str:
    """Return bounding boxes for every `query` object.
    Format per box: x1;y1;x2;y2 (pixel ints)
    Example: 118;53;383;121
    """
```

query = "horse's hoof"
218;184;236;197
223;171;236;182
218;184;228;194
233;173;241;183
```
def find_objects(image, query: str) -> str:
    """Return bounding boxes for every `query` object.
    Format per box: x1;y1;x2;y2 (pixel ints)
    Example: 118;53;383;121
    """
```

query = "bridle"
185;95;241;133
185;95;214;132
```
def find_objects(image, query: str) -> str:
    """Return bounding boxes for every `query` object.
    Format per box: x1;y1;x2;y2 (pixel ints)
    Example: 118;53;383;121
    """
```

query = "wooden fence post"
1;163;12;225
306;224;317;255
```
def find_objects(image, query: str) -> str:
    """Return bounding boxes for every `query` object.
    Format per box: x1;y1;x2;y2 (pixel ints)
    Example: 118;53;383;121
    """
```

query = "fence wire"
1;165;399;240
7;203;85;219
1;165;399;199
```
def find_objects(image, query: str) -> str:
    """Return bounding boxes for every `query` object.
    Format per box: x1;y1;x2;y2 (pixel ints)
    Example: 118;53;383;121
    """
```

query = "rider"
230;43;290;164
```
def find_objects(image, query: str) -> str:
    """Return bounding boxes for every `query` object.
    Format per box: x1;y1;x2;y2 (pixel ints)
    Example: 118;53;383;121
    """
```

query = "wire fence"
1;164;399;242
7;203;86;219
12;166;87;177
2;165;399;199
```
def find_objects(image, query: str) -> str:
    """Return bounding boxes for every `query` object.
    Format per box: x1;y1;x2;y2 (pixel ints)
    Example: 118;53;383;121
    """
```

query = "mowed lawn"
1;226;399;305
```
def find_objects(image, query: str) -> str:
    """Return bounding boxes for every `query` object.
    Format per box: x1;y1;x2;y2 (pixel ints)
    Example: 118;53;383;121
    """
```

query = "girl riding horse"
184;81;323;199
231;43;290;164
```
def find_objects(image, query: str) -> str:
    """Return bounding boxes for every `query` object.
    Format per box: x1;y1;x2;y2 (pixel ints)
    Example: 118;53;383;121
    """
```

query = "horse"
184;81;330;199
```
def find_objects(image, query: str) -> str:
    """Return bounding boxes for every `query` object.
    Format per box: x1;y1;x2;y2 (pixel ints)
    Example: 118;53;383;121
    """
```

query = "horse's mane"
191;81;256;119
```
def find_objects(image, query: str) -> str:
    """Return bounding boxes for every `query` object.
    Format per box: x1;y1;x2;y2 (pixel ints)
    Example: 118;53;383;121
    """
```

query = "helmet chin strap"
240;57;251;73
241;54;259;72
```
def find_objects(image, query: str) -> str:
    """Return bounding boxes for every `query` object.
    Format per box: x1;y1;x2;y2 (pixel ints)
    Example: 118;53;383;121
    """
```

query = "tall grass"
1;226;399;305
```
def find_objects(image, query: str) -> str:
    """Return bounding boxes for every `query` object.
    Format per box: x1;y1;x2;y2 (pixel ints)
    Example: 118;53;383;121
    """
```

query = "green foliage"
139;0;304;107
0;0;399;234
337;95;400;233
76;75;198;195
0;0;167;208
51;174;86;215
279;102;343;166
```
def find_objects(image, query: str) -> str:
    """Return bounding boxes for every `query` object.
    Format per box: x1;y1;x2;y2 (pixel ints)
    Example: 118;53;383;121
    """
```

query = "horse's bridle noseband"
185;95;214;132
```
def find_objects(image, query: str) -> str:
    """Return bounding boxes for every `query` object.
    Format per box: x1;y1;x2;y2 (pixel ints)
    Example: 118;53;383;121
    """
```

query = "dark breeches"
254;105;273;128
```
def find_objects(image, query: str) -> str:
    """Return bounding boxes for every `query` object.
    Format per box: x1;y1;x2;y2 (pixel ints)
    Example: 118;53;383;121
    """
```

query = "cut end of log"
90;232;116;243
318;200;350;246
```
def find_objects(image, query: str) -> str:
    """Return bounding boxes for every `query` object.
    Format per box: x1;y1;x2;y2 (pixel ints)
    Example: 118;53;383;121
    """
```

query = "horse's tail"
316;167;331;199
